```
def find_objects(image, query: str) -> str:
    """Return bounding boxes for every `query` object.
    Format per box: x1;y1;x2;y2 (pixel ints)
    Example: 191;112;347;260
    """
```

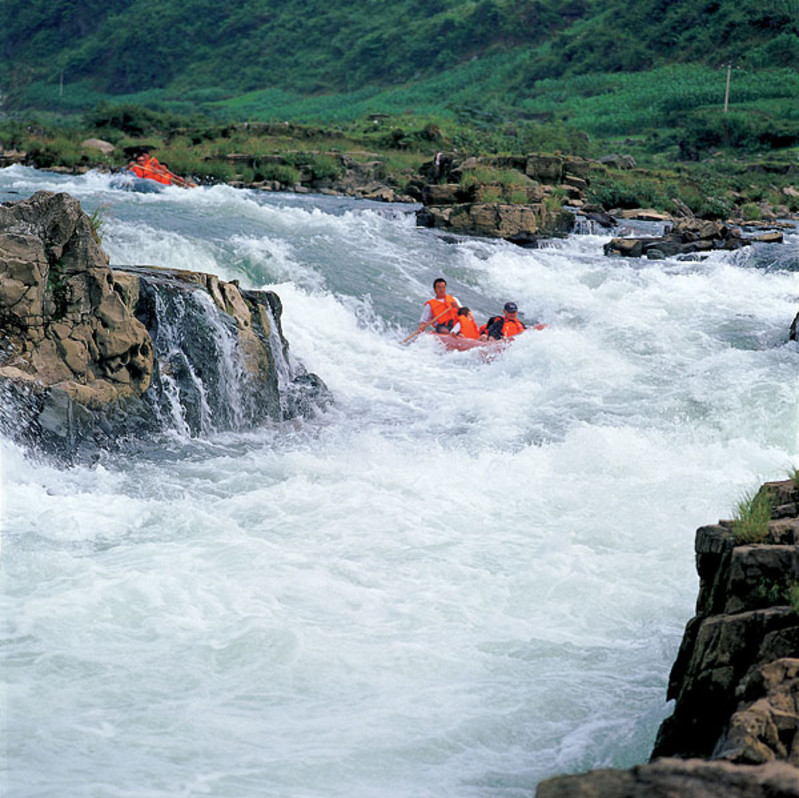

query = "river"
2;166;798;797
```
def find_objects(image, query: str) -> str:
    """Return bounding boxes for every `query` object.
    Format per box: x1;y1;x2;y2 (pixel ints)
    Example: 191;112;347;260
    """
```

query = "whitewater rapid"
2;167;798;797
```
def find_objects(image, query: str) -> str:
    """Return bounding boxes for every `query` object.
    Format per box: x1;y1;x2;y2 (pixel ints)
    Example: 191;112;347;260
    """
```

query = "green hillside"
3;0;796;102
1;0;797;164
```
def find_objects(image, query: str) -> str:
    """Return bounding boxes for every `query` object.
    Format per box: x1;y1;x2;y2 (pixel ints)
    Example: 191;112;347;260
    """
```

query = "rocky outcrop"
0;191;328;461
604;217;784;259
0;190;153;407
225;150;408;202
416;200;573;245
536;479;799;797
537;758;799;797
413;152;581;245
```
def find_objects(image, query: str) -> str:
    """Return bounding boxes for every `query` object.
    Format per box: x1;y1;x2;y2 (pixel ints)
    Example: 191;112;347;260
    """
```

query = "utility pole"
723;64;731;113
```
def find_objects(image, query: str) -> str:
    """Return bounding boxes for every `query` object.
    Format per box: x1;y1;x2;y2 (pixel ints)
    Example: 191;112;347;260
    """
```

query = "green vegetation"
754;576;793;606
1;0;796;169
732;488;774;544
2;0;797;210
791;583;799;616
88;205;108;244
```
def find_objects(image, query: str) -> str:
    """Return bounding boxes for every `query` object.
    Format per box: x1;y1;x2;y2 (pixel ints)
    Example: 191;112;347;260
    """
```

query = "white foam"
2;168;798;797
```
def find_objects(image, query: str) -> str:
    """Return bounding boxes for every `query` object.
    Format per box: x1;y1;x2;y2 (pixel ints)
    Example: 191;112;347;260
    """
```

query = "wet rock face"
653;480;799;765
604;218;784;259
0;191;153;402
537;758;799;797
0;191;329;462
536;479;799;797
414;153;581;244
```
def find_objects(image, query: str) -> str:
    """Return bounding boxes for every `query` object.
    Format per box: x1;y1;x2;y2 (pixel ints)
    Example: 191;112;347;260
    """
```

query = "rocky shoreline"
537;480;799;796
4;143;795;250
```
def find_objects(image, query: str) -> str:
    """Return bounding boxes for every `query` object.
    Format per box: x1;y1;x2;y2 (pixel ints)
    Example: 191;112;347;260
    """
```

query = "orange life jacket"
480;315;527;339
129;155;174;184
426;295;459;327
456;316;480;339
502;317;526;337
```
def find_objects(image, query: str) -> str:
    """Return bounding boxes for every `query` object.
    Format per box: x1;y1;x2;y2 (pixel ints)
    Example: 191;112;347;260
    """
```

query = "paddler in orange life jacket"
452;307;480;339
480;302;527;339
418;277;461;333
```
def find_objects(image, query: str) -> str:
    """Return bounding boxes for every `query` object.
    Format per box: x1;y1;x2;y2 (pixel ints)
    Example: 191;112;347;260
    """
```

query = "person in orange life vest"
452;307;480;339
417;277;461;333
480;301;527;339
130;153;149;178
130;152;173;184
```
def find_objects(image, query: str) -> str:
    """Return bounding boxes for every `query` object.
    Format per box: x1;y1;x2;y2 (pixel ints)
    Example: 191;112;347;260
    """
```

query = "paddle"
399;305;456;345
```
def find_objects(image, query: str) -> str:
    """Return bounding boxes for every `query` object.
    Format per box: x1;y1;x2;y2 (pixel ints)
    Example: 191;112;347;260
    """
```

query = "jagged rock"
416;201;573;244
0;148;26;167
0;191;329;462
603;216;778;258
421;183;469;205
538;479;799;795
536;758;799;797
598;153;637;170
579;205;617;228
564;157;592;181
715;658;799;764
614;208;673;222
526;154;564;183
751;231;784;244
0;191;153;403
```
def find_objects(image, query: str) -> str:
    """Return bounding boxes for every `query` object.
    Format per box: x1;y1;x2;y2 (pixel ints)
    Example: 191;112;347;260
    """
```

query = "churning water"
2;166;798;797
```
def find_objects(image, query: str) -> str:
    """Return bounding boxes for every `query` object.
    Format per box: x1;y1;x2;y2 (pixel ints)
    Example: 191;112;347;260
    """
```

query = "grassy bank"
1;104;797;221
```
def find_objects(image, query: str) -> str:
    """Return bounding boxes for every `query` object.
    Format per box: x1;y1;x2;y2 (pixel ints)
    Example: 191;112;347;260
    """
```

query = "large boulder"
417;201;573;245
0;191;153;405
537;758;799;797
0;191;329;461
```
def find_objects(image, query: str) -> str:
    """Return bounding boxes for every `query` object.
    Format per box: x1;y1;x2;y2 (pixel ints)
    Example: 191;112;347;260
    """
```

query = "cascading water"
1;166;798;798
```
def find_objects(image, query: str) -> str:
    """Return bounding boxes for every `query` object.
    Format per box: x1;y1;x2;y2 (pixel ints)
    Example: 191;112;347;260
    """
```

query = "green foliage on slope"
3;0;796;105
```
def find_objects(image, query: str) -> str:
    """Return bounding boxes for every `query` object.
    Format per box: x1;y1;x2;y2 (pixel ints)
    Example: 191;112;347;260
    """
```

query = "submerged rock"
0;191;329;462
604;217;784;259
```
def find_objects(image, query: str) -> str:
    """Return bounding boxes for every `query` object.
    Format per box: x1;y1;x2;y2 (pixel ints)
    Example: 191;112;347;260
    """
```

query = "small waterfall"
136;275;289;437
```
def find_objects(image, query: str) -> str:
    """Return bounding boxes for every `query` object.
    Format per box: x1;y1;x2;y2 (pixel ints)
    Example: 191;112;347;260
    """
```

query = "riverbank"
2;115;797;245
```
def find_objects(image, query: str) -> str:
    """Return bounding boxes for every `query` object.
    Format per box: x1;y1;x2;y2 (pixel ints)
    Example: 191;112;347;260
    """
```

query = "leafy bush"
26;137;83;168
741;202;762;221
196;159;236;183
256;163;302;185
586;173;670;210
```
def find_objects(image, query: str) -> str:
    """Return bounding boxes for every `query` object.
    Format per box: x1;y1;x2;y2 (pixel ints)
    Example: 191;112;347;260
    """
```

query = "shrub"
586;173;670;210
741;202;762;221
27;136;83;168
791;583;799;616
732;489;773;544
696;194;734;220
197;159;236;183
256;163;302;185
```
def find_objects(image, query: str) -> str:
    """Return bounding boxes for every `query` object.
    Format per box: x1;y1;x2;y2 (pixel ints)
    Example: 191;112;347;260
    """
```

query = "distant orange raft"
126;154;197;188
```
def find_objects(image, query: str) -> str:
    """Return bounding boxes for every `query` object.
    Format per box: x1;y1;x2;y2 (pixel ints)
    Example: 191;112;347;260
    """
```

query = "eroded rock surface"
536;479;799;796
0;191;328;461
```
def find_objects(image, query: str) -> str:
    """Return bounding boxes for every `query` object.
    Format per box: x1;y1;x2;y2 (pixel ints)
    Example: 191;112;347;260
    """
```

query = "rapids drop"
2;166;798;797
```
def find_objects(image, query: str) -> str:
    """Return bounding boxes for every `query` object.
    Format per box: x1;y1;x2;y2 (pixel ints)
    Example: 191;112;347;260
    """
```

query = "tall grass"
732;489;774;544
